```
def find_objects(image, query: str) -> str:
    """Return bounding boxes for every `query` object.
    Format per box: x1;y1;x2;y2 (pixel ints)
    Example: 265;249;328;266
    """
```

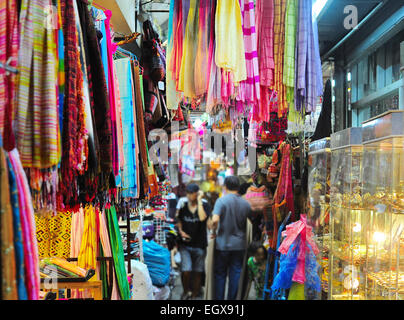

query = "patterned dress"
248;256;266;300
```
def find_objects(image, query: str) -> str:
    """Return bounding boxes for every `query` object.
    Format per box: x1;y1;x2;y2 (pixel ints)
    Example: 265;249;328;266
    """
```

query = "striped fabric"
215;0;246;84
295;0;323;113
256;0;274;87
236;0;260;108
15;0;60;169
0;0;19;151
272;0;288;117
283;0;298;105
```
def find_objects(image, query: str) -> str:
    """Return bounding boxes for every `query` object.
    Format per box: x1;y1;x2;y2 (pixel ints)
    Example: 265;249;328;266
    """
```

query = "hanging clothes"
60;0;85;209
1;145;17;300
98;208;120;300
15;0;60;169
272;0;288;117
8;148;40;300
256;0;274;123
114;57;137;198
0;0;19;151
194;0;209;97
215;0;246;84
76;0;112;178
134;63;150;199
106;205;130;300
236;0;260;110
178;0;199;98
6;155;28;300
295;0;323;113
283;0;298;105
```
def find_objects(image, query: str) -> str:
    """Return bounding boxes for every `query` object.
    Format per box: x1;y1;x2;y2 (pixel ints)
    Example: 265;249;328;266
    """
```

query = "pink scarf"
9;149;40;300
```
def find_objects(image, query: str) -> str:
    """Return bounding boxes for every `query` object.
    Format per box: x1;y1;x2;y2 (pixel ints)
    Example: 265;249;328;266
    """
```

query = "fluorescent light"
313;0;329;19
347;72;352;82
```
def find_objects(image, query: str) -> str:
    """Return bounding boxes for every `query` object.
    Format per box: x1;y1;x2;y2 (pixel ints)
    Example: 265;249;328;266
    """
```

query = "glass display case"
361;110;404;300
307;138;331;299
328;127;366;300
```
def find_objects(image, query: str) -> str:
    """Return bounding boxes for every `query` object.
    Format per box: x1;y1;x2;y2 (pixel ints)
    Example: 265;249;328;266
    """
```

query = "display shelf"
329;127;365;300
307;137;331;299
360;111;404;300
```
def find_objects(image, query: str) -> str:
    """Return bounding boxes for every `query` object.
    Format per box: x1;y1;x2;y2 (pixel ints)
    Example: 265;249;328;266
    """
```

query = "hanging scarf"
215;0;246;84
133;62;150;198
178;0;199;98
76;0;112;179
106;205;130;300
0;147;17;300
59;0;82;209
15;0;60;169
104;10;119;177
236;0;261;111
8;148;40;300
271;142;295;248
114;58;137;198
98;208;120;300
77;204;98;298
0;0;19;151
194;0;209;96
272;0;288;117
6;155;28;300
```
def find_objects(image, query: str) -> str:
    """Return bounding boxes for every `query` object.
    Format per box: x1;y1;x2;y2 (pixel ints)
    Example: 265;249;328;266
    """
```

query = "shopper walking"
176;183;211;300
208;176;253;300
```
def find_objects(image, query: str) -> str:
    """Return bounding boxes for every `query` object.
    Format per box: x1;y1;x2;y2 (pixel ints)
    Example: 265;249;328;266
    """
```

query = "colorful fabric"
7;156;28;300
106;205;130;300
1;147;17;300
98;208;120;300
283;0;298;105
178;0;198;98
295;0;323;113
60;0;82;208
236;0;260;109
247;256;265;300
76;0;112;175
256;0;274;87
15;0;60;169
272;0;288;116
77;205;98;298
133;62;150;198
57;0;65;140
194;0;209;96
35;211;72;259
114;58;137;197
255;0;274;122
104;10;119;177
8;148;40;300
215;0;246;84
0;0;19;151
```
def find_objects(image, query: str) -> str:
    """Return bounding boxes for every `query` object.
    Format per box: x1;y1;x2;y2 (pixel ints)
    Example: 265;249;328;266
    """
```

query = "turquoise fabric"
6;155;28;300
114;58;137;197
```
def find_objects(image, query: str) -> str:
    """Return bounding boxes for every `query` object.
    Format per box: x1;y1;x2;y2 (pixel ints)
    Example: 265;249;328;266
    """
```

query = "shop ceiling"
317;0;384;58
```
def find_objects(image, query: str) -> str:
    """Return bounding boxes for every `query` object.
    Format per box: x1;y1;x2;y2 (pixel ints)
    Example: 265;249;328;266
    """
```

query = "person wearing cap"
176;183;212;300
